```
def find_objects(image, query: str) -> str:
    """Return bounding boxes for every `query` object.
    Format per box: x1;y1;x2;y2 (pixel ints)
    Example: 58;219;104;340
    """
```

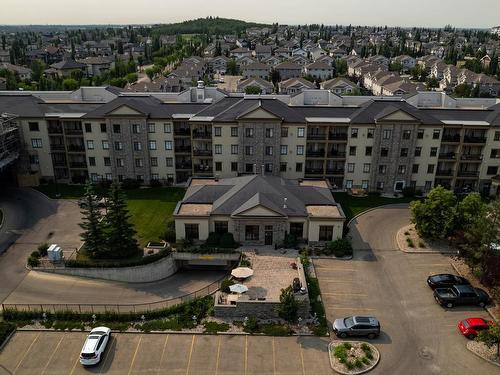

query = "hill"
152;17;270;36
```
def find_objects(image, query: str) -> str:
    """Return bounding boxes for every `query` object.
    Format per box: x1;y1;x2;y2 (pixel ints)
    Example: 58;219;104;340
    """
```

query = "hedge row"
0;322;16;348
65;248;172;268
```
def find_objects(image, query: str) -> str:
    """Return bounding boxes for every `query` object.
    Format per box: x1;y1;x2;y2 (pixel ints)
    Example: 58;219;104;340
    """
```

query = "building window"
351;128;358;138
231;127;238;137
113;124;121;133
265;128;274;138
104;157;111;166
280;162;287;172
265;146;273;156
417;129;424;139
383;129;392;139
136;175;144;182
164;123;172;133
346;180;353;188
433;129;441;139
149;141;157;150
349;146;356;156
116;158;124;167
150;157;158;167
296;162;303;172
148;123;155;133
490;149;500;159
487;166;498;175
319;226;333;241
296;145;304;155
245;146;254;155
245;128;254;137
400;148;408;157
297;127;305;137
402;130;411;139
185;224;199;240
245;225;259;241
86;140;94;150
90;173;99;182
376;181;384;190
398;165;406;174
31;138;42;148
427;164;435;173
88;157;96;166
265;163;273;172
245;163;253;173
231;145;239;154
379;165;387;174
290;222;303;238
365;146;372;156
166;157;173;167
84;123;92;133
430;147;437;157
425;181;433;191
29;154;39;164
28;122;39;131
215;144;222;154
361;180;369;189
347;163;355;173
132;124;141;134
363;163;370;173
151;173;159;180
281;127;288;137
114;141;122;150
105;173;112;181
215;162;222;171
135;158;143;167
280;145;288;155
214;127;222;136
164;141;172;150
214;221;228;234
380;148;388;157
231;162;238;172
100;123;107;133
102;140;109;149
495;131;500;141
133;141;142;151
412;164;419;173
414;147;421;157
367;128;374;138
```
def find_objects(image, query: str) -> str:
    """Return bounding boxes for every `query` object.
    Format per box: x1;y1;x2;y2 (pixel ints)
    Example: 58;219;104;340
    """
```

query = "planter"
329;341;380;375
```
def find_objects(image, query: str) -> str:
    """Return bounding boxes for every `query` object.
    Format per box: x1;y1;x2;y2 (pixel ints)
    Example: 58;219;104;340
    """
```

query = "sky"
0;0;499;28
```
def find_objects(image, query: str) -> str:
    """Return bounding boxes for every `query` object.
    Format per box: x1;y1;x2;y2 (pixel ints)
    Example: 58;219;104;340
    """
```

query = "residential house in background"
321;77;358;95
278;77;315;95
0;63;32;80
77;56;114;77
304;61;334;81
242;61;270;80
46;59;86;78
274;61;302;80
253;45;272;60
237;77;274;94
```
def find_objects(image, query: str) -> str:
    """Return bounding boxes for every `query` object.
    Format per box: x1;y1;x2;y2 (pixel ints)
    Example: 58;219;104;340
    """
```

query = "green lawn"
35;184;185;246
333;192;415;221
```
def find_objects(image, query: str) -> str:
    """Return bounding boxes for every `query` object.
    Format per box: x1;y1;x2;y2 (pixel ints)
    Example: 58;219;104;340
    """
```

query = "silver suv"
332;316;380;339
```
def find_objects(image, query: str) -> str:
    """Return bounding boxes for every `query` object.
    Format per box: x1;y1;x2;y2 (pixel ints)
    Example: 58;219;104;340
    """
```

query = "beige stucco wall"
175;217;210;241
344;124;374;187
307;219;343;242
21;118;54;178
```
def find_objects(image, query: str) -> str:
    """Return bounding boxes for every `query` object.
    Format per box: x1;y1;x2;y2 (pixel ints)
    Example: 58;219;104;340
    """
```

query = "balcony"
460;154;483;161
329;133;348;141
457;171;479;177
174;128;191;136
66;144;85;152
436;169;454;176
306;149;325;157
175;162;192;170
305;167;324;174
441;134;461;143
175;146;192;153
463;136;486;144
64;129;83;135
48;126;63;134
193;165;213;173
193;149;213;156
192;131;212;139
69;161;87;169
52;160;67;167
307;133;327;140
50;144;65;151
326;168;345;175
327;151;346;158
438;152;456;160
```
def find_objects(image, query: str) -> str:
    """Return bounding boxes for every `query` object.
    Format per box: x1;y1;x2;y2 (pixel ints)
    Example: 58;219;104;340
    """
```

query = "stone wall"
34;254;178;283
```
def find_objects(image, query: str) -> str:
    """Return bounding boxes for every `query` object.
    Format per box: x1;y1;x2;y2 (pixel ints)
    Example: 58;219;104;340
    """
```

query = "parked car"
427;274;470;289
433;285;490;308
80;327;111;365
332;316;380;339
458;318;493;339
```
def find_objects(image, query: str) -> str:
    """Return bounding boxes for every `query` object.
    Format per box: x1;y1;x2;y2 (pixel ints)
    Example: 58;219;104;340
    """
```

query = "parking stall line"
245;335;248;375
98;335;116;375
328;306;376;311
215;335;221;375
272;337;276;375
322;292;368;297
13;331;40;374
128;335;142;375
41;333;65;374
185;335;196;375
157;334;170;375
299;344;306;375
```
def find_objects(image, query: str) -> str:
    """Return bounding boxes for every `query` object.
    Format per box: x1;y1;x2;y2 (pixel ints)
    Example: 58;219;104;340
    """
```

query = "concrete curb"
346;203;410;228
466;341;500;367
0;328;16;352
395;226;457;255
450;262;498;322
328;340;380;375
311;255;353;260
27;187;60;202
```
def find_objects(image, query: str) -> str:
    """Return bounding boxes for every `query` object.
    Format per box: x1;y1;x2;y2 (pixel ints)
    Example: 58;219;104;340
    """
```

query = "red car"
457;318;492;339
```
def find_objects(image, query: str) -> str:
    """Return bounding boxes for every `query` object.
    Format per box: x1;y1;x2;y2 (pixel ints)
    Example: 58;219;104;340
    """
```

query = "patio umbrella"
229;283;249;294
231;267;254;279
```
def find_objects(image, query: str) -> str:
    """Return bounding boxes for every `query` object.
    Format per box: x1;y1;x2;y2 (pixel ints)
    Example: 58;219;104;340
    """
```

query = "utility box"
47;244;63;262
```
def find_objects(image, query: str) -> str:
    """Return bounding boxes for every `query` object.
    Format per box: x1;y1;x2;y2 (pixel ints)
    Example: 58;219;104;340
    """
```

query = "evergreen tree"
103;181;138;259
79;182;106;258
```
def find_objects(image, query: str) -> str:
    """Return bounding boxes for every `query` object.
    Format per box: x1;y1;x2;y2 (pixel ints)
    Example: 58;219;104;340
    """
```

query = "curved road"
316;204;496;375
0;187;223;307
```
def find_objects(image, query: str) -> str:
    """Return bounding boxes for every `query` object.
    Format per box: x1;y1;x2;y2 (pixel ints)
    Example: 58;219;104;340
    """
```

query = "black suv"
332;316;381;339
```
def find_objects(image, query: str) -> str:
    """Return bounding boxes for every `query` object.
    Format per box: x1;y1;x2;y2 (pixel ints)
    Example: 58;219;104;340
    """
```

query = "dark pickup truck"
433;285;490;308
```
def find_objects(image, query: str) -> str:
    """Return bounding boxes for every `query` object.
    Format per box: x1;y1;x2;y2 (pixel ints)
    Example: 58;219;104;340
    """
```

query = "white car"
80;327;111;365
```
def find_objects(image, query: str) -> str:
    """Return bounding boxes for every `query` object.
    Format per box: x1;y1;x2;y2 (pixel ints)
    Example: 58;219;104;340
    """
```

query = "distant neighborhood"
0;19;499;98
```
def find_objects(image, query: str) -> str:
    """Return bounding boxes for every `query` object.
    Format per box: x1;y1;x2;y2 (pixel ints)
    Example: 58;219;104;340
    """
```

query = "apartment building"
2;88;500;196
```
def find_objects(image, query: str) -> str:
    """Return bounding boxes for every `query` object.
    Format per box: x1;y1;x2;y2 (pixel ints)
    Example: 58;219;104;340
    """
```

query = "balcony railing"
460;154;483;161
307;133;327;140
192;131;212;139
66;144;85;152
463;136;486;143
436;169;454;176
69;161;87;168
175;146;192;153
48;127;63;134
457;171;479;177
305;167;324;174
438;152;456;159
306;150;325;157
327;151;347;158
442;134;461;142
329;133;348;140
194;165;213;173
193;149;213;156
326;168;345;175
52;161;67;167
174;128;191;136
175;162;192;170
64;129;83;135
50;144;65;151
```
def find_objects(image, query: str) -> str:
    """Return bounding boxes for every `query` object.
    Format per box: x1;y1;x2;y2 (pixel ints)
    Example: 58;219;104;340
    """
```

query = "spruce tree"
103;181;139;259
79;182;106;258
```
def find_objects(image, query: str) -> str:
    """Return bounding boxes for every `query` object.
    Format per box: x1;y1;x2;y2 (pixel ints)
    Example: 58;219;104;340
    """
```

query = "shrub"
345;361;355;370
27;256;40;267
219;232;237;248
203;321;230;334
220;279;234;293
327;238;353;258
361;356;370;365
37;243;49;257
360;342;371;353
259;324;292;336
150;179;162;187
65;248;171;268
404;231;410;236
283;233;298;249
243;316;259;333
406;238;415;248
162;220;176;243
402;186;415;198
354;358;363;368
418;241;426;248
343;342;352;350
121;178;141;190
206;232;222;247
277;286;298;323
0;322;16;347
30;250;40;258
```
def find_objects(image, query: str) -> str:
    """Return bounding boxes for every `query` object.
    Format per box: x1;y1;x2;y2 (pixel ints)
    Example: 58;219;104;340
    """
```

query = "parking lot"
0;331;332;374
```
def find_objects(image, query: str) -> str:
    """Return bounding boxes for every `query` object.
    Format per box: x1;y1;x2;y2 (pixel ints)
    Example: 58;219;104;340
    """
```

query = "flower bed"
396;224;455;253
329;341;380;374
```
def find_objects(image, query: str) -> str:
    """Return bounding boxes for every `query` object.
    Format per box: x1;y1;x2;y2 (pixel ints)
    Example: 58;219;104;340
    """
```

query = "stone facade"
233;218;288;246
